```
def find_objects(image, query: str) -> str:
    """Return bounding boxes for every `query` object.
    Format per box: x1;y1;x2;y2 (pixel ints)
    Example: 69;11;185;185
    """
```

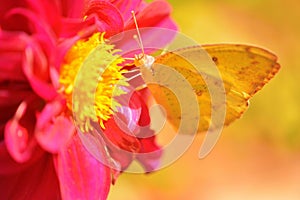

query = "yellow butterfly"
126;13;280;136
136;44;280;134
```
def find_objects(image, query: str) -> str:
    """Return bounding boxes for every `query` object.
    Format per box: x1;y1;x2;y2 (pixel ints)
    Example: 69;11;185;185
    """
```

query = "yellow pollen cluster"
59;33;128;131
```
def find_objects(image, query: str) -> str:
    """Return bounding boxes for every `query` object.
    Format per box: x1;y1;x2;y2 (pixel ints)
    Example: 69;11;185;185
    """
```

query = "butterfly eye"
142;55;155;69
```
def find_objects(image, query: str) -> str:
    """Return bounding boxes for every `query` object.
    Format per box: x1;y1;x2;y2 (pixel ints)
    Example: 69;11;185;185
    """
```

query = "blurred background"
109;0;300;199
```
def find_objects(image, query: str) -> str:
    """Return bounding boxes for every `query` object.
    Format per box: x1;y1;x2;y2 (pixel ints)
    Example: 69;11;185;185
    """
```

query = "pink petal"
60;16;97;38
0;141;44;175
125;0;177;30
114;86;142;133
49;64;61;89
0;52;25;81
129;89;163;172
99;118;135;180
103;116;140;153
23;46;57;101
4;100;39;163
0;30;28;51
26;0;62;36
4;9;60;101
77;124;129;185
0;1;30;32
136;135;163;172
84;0;124;37
115;106;141;134
114;0;178;53
107;146;133;178
0;147;61;200
5;119;32;162
77;126;122;172
0;0;25;20
60;0;85;18
111;0;142;23
6;8;57;42
110;28;178;60
55;133;111;200
35;99;75;153
130;89;151;126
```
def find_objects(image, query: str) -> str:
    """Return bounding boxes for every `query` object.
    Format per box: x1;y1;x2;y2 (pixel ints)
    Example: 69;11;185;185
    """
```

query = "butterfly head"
134;53;155;69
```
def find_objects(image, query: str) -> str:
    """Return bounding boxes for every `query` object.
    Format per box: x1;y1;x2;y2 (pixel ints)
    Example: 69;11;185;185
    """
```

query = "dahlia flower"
0;0;176;199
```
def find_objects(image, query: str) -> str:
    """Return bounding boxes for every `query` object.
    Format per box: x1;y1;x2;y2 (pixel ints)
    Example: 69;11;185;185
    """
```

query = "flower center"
59;33;127;131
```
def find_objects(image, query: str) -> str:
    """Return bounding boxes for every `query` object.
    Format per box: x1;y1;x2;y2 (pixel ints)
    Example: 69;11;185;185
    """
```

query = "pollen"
59;33;128;131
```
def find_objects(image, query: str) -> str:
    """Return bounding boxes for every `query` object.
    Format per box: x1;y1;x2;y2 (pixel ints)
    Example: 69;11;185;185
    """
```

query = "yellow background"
109;0;300;199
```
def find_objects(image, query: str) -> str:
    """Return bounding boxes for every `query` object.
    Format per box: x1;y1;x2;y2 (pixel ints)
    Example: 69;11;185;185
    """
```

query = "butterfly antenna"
133;35;142;52
131;11;145;57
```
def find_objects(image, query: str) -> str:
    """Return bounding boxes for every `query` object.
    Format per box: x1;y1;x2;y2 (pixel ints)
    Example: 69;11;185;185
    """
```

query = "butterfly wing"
141;44;280;134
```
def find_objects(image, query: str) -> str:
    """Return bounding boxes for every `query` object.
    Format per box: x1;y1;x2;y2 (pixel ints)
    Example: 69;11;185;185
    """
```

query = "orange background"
108;0;300;199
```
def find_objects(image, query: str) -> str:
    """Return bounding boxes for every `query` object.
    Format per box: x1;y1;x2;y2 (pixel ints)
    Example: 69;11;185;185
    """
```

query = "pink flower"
0;0;177;199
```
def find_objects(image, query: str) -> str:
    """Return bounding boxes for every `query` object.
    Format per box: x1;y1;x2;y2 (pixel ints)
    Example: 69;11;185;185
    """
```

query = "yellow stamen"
59;33;128;131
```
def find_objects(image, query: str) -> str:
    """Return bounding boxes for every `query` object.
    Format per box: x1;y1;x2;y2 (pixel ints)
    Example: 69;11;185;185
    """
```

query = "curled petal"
5;120;31;162
85;0;124;37
55;133;111;200
6;8;57;43
23;46;57;101
0;1;30;32
26;0;62;35
35;99;74;153
125;0;177;30
4;100;38;163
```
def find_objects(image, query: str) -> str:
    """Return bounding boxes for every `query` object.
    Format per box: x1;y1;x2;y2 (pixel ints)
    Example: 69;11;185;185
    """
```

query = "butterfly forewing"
202;44;280;97
143;44;280;134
